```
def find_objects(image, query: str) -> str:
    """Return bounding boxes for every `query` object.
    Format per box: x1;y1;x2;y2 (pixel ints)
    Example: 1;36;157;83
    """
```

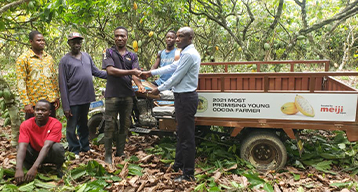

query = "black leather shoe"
172;165;181;172
56;168;63;178
174;175;195;182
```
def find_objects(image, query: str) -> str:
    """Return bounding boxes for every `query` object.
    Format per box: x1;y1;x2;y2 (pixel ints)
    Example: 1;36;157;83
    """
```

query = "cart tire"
240;131;287;171
88;113;105;141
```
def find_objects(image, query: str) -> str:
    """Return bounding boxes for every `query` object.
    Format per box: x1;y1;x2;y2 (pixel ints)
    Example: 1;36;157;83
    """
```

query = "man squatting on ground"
102;26;145;164
15;100;65;183
141;27;201;182
59;32;107;157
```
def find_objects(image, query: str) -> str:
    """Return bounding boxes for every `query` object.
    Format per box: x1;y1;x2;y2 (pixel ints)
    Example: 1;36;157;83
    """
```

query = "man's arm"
50;57;60;110
89;55;107;79
133;75;145;93
15;142;28;184
16;56;33;113
157;54;193;92
150;52;161;70
151;60;179;76
25;140;55;182
58;62;72;118
106;66;141;77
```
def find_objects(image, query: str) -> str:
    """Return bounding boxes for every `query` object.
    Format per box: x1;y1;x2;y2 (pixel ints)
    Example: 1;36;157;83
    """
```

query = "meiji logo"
320;105;345;114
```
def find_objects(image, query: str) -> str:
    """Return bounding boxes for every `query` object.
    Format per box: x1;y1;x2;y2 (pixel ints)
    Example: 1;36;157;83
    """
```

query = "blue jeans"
66;103;90;154
104;97;133;139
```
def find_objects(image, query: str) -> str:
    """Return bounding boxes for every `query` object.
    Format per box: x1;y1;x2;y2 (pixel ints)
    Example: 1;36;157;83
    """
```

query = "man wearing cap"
16;30;60;121
59;32;107;157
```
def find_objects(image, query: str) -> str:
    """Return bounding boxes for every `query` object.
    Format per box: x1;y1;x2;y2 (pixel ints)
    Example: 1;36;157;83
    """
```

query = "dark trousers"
25;102;56;120
173;91;198;176
66;103;90;154
104;97;133;139
24;143;65;169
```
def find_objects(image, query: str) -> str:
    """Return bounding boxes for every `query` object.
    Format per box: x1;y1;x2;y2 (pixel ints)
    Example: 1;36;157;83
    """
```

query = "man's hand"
64;110;72;119
132;68;142;76
25;166;38;182
137;85;146;93
54;98;60;110
24;104;34;114
149;87;160;95
15;169;25;184
140;71;152;80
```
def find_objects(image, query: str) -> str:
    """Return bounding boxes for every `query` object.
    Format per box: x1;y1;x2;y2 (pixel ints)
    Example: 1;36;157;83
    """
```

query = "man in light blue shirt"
141;27;200;182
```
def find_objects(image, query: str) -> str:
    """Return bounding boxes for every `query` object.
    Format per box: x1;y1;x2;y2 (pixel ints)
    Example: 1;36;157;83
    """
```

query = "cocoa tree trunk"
0;77;22;147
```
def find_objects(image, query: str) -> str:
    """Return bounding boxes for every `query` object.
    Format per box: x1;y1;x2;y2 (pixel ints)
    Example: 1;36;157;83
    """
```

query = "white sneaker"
75;154;80;159
89;149;95;152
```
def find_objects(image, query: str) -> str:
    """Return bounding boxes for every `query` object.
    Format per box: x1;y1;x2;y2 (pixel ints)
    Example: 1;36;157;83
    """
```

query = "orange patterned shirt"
16;49;59;106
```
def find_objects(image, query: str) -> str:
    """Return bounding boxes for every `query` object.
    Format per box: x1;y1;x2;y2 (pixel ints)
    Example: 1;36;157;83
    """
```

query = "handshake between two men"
131;69;160;95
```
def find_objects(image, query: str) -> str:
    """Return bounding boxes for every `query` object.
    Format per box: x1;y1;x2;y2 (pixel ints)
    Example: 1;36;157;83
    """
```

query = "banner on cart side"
195;93;358;122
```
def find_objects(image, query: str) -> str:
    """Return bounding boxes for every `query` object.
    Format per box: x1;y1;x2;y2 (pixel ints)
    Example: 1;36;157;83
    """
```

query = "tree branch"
0;0;28;15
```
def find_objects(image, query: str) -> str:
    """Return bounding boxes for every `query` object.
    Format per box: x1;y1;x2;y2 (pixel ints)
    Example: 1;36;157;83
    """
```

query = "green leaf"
1;183;19;191
75;183;87;192
243;172;265;187
19;181;35;191
208;186;221;191
263;183;273;192
330;182;352;188
3;168;15;177
293;173;300;181
313;160;332;171
194;182;206;191
34;179;57;189
312;160;336;174
337;143;346;149
0;168;4;181
128;156;139;162
86;160;106;177
37;173;57;181
297;186;304;192
70;166;87;180
85;179;108;191
128;164;143;176
160;159;174;164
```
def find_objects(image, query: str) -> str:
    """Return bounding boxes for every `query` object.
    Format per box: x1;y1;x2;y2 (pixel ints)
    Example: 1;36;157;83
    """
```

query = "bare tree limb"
0;0;28;15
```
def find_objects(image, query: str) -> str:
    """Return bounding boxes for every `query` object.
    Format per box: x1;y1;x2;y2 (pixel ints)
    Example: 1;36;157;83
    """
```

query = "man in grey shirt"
59;32;107;157
141;27;201;182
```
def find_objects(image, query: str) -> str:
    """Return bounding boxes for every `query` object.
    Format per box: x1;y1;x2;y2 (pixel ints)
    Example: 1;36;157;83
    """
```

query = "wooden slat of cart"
225;77;231;90
212;78;218;90
275;77;282;90
315;77;322;91
302;77;309;90
256;77;263;90
295;77;302;90
282;78;288;90
269;77;275;90
205;78;212;90
243;78;249;90
231;78;237;90
237;77;243;90
199;78;205;90
250;77;256;90
289;77;295;90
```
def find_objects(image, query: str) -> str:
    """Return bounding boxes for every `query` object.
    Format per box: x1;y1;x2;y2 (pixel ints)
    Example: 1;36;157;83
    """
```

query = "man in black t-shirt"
102;26;145;164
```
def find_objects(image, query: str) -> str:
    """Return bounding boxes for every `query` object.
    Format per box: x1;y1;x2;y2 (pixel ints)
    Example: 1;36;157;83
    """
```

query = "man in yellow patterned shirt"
16;31;60;120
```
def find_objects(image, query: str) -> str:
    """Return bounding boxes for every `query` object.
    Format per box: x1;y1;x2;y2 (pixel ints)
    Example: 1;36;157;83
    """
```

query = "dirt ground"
0;123;357;192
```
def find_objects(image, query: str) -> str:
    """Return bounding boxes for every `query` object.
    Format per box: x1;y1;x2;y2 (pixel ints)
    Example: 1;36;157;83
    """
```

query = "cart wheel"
240;131;287;171
88;113;105;141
